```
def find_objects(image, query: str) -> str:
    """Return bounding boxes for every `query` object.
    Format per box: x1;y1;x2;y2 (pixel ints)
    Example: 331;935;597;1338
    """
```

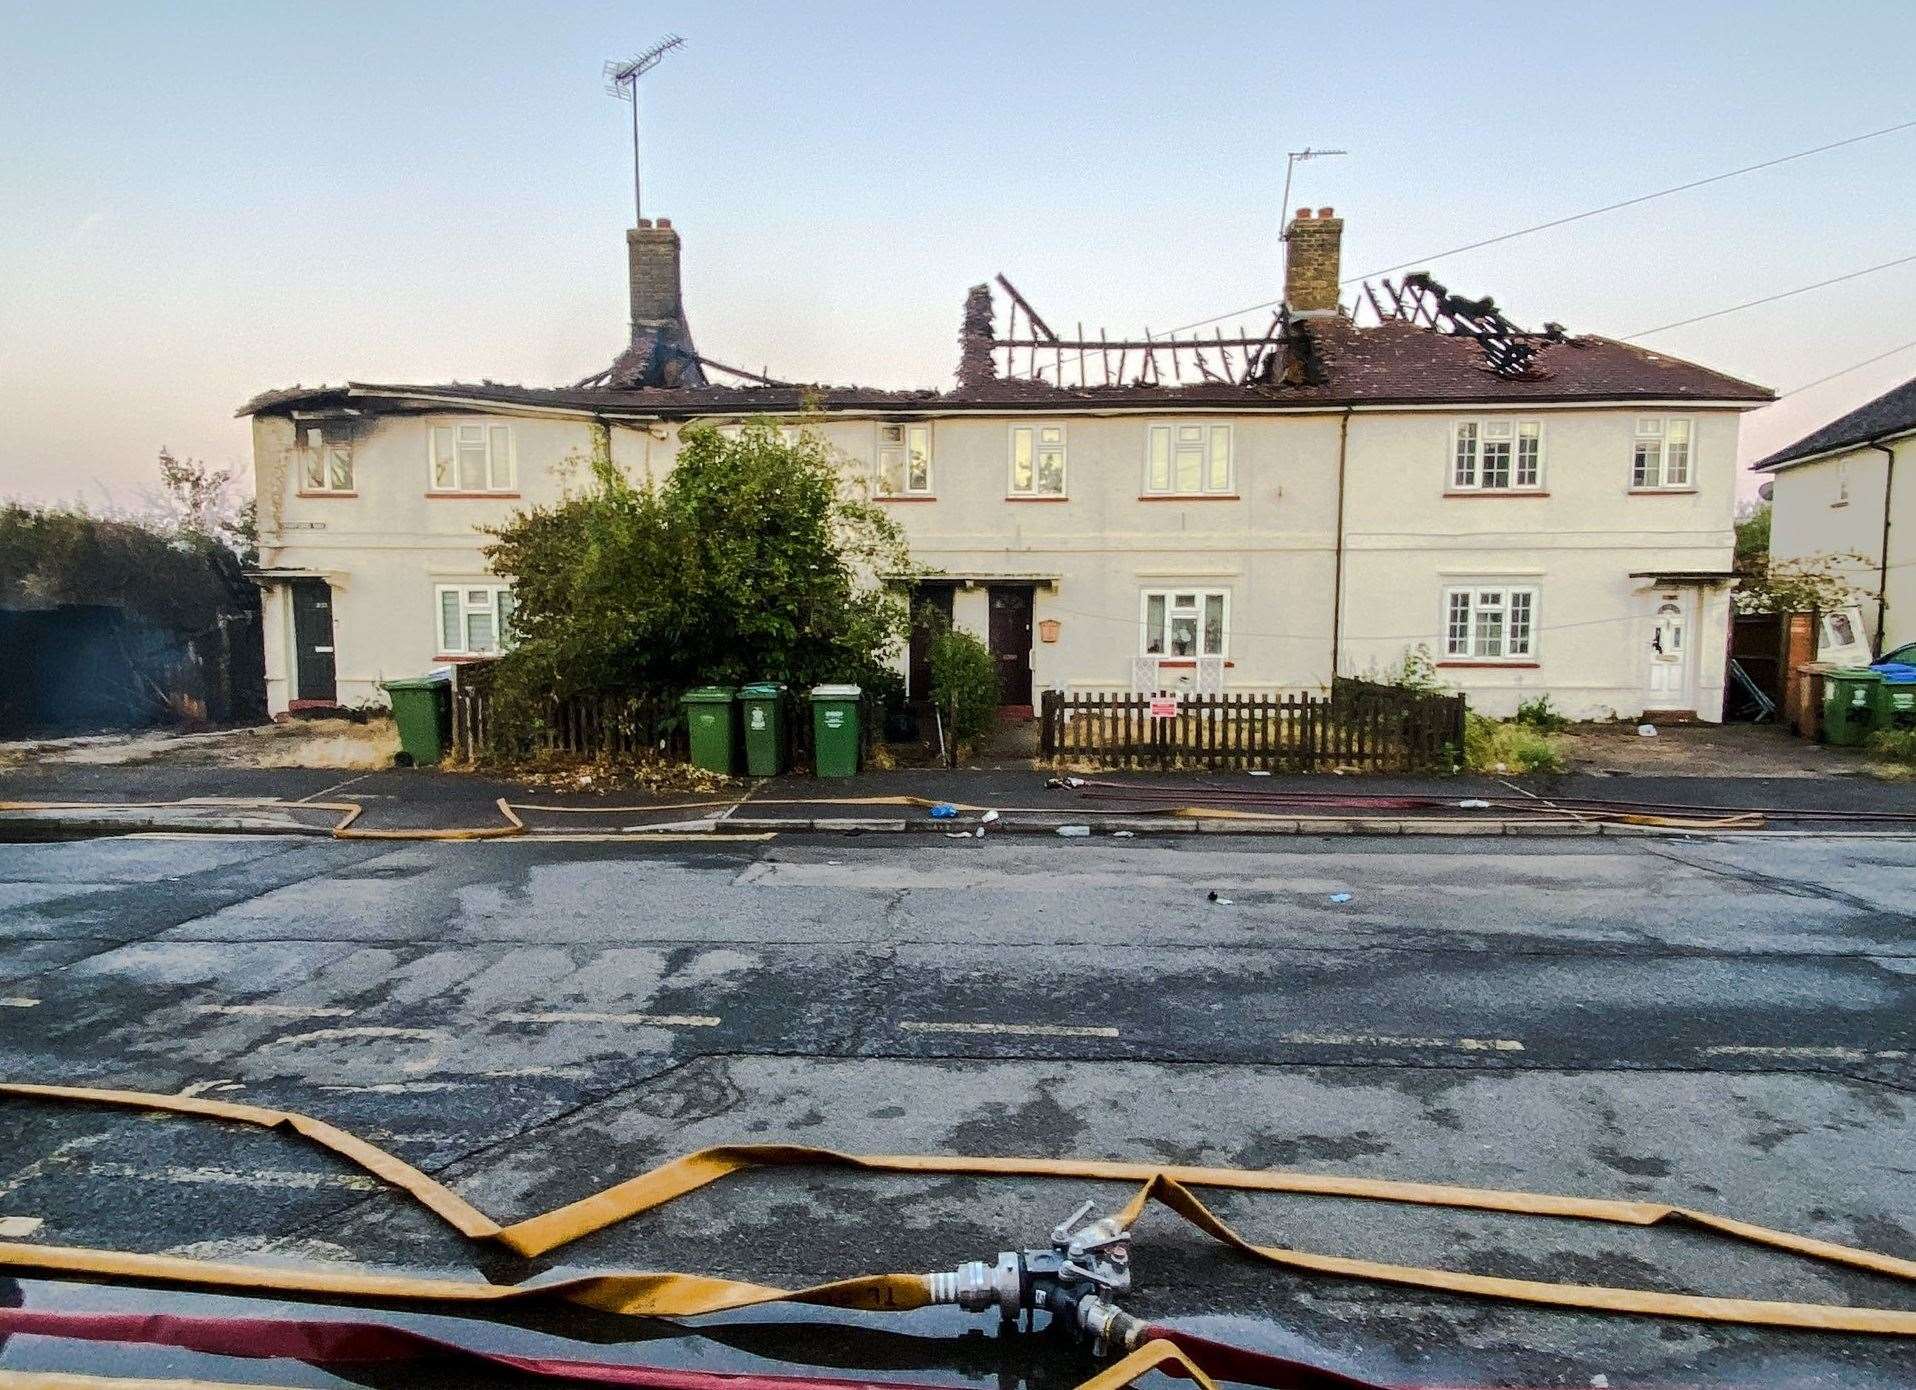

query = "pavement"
1;830;1914;1386
4;761;1916;841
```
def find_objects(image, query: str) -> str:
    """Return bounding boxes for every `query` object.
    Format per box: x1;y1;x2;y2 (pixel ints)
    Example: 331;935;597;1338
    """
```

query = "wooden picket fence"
1040;678;1466;773
449;659;878;768
450;660;687;764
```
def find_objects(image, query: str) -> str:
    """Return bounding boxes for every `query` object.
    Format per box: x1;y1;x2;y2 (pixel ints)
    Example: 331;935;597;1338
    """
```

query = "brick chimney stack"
608;217;705;388
628;217;686;333
1284;206;1344;316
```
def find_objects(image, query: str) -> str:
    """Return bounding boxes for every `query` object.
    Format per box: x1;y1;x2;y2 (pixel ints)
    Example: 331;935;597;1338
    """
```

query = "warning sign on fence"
1148;696;1179;719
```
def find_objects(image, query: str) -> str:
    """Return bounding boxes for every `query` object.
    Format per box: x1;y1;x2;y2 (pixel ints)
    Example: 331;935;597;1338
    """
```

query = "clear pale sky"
4;0;1914;507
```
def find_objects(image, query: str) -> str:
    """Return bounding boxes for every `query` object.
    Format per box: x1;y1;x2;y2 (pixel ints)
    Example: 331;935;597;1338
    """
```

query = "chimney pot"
1295;207;1312;219
1318;206;1333;218
656;217;672;228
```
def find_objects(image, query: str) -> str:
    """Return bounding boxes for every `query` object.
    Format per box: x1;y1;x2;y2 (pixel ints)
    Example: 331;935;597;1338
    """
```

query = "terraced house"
242;209;1771;722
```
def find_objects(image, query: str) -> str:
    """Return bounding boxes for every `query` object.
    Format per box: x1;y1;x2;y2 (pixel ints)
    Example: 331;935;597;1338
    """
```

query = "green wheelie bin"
683;686;740;774
809;684;862;777
1822;668;1883;747
381;669;453;767
739;682;789;777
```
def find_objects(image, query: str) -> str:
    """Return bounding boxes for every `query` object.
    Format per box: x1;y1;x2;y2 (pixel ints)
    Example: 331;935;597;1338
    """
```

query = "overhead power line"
1778;338;1916;398
1142;117;1916;342
1623;253;1916;340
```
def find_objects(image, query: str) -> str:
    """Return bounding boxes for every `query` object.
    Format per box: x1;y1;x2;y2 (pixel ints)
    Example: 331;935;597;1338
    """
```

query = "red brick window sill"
1138;494;1241;502
427;491;521;500
1626;488;1697;496
296;491;358;499
1436;660;1541;669
874;495;937;503
1005;495;1069;502
432;653;498;664
1443;490;1550;499
1152;658;1236;667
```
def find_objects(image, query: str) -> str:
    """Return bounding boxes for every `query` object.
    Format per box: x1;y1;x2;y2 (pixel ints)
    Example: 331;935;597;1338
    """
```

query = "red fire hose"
0;1306;1396;1390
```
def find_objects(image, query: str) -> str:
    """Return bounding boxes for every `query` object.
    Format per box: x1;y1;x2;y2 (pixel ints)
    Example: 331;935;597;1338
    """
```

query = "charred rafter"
1363;272;1568;379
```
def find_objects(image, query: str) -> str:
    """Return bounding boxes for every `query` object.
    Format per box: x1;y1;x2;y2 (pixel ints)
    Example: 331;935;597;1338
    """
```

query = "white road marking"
191;1004;354;1019
498;1010;721;1028
261;1026;443;1048
1700;1044;1909;1062
1280;1032;1526;1053
319;1081;473;1094
176;1080;243;1098
900;1020;1121;1039
0;1217;44;1238
67;1161;379;1193
0;998;39;1009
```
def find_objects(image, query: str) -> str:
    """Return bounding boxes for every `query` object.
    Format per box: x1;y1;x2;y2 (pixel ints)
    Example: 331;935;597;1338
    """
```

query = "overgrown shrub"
1513;694;1570;732
483;420;911;744
929;627;998;747
1375;643;1445;694
1867;729;1916;768
1462;712;1566;774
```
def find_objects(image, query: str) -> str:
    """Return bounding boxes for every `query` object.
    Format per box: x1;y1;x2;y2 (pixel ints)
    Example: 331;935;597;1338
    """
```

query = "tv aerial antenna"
1279;147;1347;239
605;34;686;224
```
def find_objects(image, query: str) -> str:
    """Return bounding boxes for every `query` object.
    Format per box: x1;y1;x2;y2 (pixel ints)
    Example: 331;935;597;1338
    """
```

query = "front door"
987;585;1034;709
908;584;956;701
290;579;337;704
1645;590;1693;712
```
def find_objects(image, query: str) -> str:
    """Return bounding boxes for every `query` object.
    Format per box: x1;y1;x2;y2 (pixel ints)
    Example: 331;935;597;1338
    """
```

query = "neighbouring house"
1752;375;1915;655
242;208;1771;722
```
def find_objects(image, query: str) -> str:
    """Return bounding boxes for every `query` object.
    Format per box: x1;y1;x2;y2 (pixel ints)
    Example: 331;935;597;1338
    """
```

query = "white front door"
1645;590;1694;710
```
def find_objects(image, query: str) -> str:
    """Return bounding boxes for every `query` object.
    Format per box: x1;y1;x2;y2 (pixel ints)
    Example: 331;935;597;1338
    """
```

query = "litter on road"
1056;825;1092;837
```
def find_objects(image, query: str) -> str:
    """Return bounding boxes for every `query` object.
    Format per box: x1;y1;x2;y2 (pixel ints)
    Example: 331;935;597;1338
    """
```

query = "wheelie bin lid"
809;683;862;701
381;667;454;691
739;682;788;698
683;686;738;702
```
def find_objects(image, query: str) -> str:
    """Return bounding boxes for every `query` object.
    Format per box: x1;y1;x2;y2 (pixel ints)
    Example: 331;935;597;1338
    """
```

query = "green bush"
1463;712;1566;775
1867;729;1916;768
1513;694;1570;733
929;627;998;747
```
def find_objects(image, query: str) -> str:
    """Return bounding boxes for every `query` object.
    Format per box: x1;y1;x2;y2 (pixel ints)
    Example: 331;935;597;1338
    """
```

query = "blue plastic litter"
929;803;959;819
1328;892;1354;904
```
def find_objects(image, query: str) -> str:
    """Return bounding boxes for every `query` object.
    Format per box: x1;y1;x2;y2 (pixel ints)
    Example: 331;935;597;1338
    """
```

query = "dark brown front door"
987;585;1034;708
290;578;337;704
908;584;955;701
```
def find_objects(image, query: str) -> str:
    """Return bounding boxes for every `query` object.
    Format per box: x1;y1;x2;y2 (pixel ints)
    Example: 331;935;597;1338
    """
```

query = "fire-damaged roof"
238;315;1770;420
1751;374;1916;471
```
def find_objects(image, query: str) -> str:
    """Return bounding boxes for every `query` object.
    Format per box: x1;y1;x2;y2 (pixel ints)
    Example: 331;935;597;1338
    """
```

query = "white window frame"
1144;423;1234;495
876;423;933;496
435;584;515;656
1449;418;1543;492
1630;417;1693;491
428;422;516;494
300;425;355;493
1008;423;1067;497
1442;585;1538;662
1139;588;1230;659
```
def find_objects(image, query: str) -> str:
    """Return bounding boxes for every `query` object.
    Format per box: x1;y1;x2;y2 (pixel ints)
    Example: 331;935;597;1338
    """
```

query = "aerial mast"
604;34;686;224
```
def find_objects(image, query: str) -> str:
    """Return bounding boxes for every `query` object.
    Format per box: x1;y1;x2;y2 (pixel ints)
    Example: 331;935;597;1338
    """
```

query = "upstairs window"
436;584;515;656
877;423;933;495
1009;424;1067;496
1141;589;1228;658
430;423;515;493
1443;586;1537;661
300;425;354;493
1631;418;1692;490
1146;424;1233;494
1451;419;1542;491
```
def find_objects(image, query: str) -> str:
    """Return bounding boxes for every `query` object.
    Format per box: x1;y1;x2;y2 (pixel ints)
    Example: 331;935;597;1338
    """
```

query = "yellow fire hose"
3;1082;1915;1336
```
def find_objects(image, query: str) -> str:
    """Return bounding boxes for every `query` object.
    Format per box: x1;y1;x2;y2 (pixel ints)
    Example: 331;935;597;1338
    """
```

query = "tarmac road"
1;831;1914;1388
